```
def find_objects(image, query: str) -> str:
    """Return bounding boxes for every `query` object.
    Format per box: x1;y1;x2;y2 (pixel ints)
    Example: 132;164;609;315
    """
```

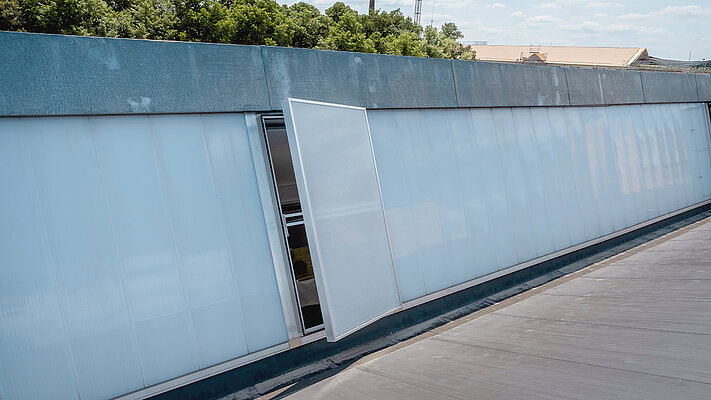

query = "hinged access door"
284;98;401;342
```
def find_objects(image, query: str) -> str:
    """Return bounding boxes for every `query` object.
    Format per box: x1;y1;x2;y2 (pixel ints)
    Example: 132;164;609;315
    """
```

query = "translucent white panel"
151;115;239;309
135;311;197;386
0;113;287;399
285;99;401;341
530;108;572;251
607;105;636;228
419;110;471;292
368;103;711;303
201;115;288;352
366;110;428;302
0;121;79;400
90;117;185;322
547;107;586;245
23;118;144;400
445;110;496;282
565;107;603;239
512;108;554;256
468;109;518;271
492;108;538;262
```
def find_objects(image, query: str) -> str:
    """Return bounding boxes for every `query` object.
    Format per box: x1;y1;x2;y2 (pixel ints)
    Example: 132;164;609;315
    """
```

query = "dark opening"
262;116;324;332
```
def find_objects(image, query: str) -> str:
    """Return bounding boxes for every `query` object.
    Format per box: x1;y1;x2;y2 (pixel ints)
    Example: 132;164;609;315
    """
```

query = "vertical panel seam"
260;47;273;110
563;67;573;106
451;61;460;107
639;72;647;103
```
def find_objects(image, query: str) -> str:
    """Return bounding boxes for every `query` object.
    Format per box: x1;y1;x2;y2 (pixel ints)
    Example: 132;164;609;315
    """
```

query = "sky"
280;0;711;60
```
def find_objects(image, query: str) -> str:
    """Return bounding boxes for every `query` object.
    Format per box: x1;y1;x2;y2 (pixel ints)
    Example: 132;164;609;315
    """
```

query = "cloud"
476;25;510;34
510;11;525;17
618;13;646;20
527;15;563;24
534;3;560;9
520;14;564;28
556;20;667;35
485;2;506;8
432;0;480;7
549;0;588;5
377;0;414;7
586;2;623;9
651;5;711;17
593;13;608;18
620;5;711;21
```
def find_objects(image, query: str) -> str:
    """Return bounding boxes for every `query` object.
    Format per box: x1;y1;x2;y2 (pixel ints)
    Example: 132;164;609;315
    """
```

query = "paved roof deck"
274;216;711;400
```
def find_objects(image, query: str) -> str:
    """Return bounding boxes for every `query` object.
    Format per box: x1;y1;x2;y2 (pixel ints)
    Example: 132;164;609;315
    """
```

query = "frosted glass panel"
286;99;401;342
0;113;287;399
368;103;711;302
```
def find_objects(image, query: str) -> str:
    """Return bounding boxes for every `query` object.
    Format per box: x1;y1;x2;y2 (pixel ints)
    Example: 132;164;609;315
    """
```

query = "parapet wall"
1;31;709;117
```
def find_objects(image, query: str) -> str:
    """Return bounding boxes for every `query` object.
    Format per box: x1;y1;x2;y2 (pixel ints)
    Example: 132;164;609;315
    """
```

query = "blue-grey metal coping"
0;30;709;117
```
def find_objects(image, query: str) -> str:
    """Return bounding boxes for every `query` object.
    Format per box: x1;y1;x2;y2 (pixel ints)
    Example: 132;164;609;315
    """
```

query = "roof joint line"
563;67;573;105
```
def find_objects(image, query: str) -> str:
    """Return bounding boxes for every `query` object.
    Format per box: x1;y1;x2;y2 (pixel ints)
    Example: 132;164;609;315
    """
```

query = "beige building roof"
468;45;649;67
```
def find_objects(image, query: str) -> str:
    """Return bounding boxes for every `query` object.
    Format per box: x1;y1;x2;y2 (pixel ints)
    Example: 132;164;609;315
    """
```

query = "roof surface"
469;44;648;67
276;213;711;399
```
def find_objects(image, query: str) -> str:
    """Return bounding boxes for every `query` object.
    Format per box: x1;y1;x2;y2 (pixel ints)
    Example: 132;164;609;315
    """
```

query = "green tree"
361;8;419;39
287;2;329;48
3;0;117;36
440;22;462;40
420;25;443;58
384;31;424;57
172;0;229;42
114;0;177;39
323;1;352;24
0;0;476;60
460;46;476;61
220;0;292;46
0;0;24;31
318;8;374;53
361;8;420;54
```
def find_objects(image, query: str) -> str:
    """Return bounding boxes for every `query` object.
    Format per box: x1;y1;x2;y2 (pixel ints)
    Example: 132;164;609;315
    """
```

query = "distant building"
468;44;648;68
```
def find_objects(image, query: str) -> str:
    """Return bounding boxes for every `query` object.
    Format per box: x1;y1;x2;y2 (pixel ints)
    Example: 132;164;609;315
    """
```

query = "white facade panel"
368;103;711;302
0;114;287;400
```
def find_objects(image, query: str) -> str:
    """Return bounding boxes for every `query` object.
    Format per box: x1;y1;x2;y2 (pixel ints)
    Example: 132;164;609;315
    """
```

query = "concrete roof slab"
641;71;699;103
452;61;570;107
0;32;270;116
565;67;645;105
261;47;457;110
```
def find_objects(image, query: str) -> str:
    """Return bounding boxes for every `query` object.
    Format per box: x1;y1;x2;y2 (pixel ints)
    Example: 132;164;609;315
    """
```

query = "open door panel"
284;98;401;342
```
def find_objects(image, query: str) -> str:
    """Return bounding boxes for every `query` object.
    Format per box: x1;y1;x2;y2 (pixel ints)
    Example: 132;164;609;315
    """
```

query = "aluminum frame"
245;114;302;340
257;114;327;336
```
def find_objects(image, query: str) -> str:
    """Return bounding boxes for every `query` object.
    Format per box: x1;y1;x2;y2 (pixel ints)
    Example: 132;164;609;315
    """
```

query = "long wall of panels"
0;114;288;400
368;103;711;302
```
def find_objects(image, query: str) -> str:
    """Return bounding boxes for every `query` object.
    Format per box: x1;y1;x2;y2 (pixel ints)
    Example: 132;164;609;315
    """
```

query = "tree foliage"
0;0;475;59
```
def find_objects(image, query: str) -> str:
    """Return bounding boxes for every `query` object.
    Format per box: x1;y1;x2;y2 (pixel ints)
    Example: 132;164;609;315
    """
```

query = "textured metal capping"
0;30;709;117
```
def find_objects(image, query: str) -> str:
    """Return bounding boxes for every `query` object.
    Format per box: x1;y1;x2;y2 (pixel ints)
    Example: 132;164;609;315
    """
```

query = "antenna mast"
414;0;422;25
